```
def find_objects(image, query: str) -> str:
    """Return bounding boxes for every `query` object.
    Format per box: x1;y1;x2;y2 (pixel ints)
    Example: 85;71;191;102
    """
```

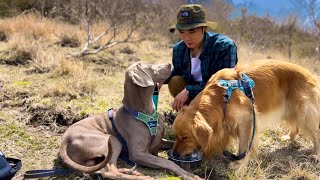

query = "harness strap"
108;108;137;170
218;73;256;161
223;98;256;161
108;108;129;153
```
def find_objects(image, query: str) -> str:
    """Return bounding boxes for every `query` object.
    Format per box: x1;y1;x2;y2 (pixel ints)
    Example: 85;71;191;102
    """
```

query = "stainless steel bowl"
167;149;203;170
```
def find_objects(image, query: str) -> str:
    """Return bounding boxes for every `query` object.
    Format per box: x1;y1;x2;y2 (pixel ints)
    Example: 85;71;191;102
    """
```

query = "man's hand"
172;88;189;111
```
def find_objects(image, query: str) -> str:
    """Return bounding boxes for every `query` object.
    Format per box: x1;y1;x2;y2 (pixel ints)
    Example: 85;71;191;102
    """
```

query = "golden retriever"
172;60;320;166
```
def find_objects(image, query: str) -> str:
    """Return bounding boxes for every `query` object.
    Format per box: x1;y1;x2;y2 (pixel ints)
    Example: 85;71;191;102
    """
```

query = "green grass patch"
159;176;181;180
0;122;59;151
14;81;32;86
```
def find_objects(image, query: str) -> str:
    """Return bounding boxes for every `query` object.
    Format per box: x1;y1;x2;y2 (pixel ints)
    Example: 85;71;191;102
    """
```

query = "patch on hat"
169;4;218;32
181;11;189;17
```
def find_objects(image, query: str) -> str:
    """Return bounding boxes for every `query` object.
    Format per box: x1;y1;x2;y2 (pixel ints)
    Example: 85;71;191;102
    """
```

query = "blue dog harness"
217;73;255;102
217;73;256;161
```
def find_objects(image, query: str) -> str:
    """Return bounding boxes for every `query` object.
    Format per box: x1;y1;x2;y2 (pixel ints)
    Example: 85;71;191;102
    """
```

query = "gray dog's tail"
58;142;109;173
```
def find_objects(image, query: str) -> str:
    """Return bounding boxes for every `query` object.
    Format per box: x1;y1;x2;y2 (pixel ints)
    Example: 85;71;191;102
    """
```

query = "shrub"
0;30;8;42
120;46;134;54
59;35;80;48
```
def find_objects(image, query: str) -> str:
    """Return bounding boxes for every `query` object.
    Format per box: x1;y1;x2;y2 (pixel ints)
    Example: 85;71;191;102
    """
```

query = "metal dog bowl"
167;149;203;170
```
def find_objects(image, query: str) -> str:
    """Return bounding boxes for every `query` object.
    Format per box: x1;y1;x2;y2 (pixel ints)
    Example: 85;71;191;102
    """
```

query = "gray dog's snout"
165;64;171;71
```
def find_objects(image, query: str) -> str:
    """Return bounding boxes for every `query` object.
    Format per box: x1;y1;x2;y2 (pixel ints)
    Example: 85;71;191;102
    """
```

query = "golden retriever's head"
172;105;215;158
172;80;228;159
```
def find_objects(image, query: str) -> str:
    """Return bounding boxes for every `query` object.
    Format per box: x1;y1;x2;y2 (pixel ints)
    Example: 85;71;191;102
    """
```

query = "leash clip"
223;94;229;103
240;73;255;100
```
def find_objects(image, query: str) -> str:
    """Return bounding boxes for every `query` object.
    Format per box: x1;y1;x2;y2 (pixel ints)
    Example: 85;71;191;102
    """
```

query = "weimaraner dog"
58;62;199;179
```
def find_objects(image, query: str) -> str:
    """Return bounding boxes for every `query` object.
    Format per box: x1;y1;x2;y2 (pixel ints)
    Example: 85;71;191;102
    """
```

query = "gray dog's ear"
128;63;154;87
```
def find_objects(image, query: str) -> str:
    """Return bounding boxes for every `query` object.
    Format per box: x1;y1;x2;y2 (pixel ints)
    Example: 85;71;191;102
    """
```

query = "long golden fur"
172;60;320;164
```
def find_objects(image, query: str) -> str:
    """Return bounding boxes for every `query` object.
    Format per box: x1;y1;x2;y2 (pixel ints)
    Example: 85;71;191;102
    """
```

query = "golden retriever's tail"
58;142;110;173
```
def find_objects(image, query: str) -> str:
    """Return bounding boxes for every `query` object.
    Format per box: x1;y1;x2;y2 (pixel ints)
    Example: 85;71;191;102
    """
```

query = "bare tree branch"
66;0;156;57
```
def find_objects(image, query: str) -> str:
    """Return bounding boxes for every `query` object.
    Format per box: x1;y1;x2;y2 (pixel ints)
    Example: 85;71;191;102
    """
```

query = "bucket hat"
169;4;217;33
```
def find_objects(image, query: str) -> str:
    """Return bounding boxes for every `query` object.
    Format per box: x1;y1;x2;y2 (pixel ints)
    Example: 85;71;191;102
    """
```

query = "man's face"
179;27;204;49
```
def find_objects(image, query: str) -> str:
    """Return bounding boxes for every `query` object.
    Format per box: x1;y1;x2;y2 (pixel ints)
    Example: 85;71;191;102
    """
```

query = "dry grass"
0;14;84;43
0;14;319;180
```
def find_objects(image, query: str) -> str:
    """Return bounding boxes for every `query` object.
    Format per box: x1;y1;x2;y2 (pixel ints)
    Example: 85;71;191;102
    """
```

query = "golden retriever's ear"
128;63;154;87
192;112;213;156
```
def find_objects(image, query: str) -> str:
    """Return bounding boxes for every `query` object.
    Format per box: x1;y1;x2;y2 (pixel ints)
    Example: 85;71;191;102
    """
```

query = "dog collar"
124;107;159;136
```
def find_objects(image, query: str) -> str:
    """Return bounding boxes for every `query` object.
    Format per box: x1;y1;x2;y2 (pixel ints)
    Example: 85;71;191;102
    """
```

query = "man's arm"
185;83;205;99
216;36;238;69
220;41;238;68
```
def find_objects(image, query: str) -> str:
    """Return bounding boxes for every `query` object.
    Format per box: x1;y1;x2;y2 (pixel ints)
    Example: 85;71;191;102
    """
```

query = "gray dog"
58;62;198;179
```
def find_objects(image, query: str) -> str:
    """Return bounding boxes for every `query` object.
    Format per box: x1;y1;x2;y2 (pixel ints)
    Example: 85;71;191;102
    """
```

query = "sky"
184;0;319;27
232;0;290;8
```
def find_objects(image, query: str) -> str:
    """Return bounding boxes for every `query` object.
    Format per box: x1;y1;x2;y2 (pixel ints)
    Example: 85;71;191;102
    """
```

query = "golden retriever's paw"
280;134;290;141
309;154;320;163
287;141;301;150
281;135;301;150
